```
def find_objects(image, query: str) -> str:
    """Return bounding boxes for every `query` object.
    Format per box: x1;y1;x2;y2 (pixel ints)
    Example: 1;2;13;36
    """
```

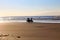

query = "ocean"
0;16;60;23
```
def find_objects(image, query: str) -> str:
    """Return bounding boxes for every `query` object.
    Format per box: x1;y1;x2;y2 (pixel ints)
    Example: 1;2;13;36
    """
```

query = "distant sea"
0;16;60;23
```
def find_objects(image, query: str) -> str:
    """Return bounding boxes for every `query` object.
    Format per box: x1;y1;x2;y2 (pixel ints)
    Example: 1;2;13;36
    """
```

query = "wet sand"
0;22;60;40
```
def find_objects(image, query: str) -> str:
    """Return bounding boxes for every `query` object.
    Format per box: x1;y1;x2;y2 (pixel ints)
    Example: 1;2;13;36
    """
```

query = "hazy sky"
0;0;60;16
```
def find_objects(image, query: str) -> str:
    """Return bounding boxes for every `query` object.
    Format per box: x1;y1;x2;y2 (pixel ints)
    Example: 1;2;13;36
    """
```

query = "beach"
0;22;60;40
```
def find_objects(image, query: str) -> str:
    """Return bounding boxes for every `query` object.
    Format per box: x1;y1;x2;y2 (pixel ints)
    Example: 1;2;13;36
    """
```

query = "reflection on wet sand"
0;22;60;40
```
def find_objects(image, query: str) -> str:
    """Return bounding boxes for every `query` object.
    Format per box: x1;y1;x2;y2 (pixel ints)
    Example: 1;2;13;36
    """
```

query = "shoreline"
0;20;60;23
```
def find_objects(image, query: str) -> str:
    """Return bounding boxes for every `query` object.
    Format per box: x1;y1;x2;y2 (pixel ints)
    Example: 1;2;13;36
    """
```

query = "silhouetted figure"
27;18;30;23
26;18;33;23
30;18;33;22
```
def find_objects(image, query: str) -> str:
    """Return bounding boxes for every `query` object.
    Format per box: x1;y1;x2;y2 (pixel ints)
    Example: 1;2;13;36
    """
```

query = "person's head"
27;18;29;19
31;18;33;20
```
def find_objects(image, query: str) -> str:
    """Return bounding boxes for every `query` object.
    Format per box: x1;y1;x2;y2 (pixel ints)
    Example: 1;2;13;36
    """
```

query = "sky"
0;0;60;16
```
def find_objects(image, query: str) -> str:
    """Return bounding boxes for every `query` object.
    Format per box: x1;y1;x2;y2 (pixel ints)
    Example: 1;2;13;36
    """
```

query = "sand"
0;22;60;40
